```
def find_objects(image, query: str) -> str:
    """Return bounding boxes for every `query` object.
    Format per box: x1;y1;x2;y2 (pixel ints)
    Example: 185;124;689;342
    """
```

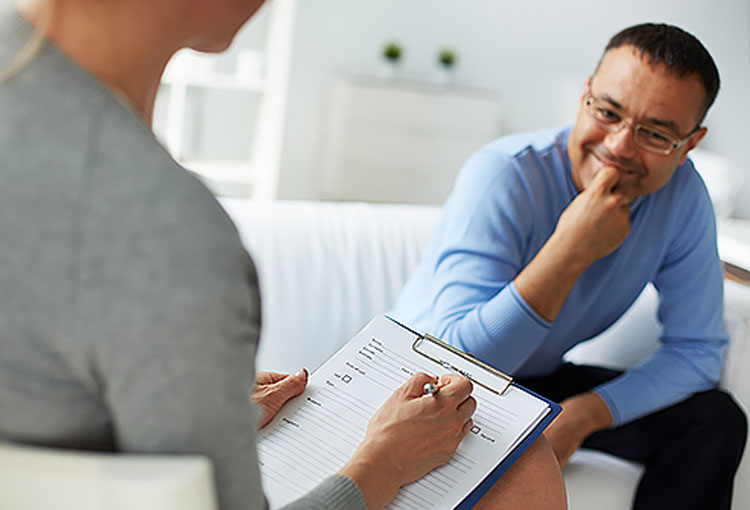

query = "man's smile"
587;143;644;178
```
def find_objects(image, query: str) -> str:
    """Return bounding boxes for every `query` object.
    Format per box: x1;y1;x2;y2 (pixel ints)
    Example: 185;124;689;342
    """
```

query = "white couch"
220;197;750;510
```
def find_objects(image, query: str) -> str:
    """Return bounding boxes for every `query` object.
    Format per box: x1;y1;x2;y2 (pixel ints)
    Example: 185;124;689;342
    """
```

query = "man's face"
567;45;707;198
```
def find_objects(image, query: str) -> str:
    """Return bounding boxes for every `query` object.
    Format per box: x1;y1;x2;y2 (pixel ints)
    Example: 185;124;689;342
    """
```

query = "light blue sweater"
392;126;727;426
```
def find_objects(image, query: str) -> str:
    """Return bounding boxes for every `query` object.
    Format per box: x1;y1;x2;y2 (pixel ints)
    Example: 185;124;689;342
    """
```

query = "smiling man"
392;23;747;509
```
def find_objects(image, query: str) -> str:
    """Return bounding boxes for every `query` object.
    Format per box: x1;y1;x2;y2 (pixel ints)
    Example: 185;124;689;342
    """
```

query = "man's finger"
591;165;620;192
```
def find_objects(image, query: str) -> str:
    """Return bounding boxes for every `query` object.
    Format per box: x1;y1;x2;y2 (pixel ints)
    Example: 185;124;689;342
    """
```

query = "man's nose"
604;123;638;159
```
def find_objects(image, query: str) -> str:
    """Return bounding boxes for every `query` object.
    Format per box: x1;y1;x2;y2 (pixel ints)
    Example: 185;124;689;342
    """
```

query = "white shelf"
345;73;498;99
154;0;296;199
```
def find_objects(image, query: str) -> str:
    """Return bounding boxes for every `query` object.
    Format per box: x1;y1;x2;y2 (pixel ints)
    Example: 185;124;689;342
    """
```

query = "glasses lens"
587;99;621;129
634;125;674;151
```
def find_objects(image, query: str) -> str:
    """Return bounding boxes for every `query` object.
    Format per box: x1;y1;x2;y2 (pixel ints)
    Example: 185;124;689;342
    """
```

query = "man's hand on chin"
544;392;614;466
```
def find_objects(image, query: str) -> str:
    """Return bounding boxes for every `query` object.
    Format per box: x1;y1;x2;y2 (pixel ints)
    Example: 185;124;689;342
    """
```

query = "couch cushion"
564;449;642;509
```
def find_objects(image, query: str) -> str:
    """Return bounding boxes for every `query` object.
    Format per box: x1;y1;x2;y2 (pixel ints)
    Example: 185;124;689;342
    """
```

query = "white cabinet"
320;76;502;205
153;0;295;198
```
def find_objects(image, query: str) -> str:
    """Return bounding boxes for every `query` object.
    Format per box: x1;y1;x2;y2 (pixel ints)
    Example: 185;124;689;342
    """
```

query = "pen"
423;381;439;397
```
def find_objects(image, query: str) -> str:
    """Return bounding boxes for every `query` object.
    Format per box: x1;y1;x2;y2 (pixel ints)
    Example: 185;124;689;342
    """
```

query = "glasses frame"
584;87;700;156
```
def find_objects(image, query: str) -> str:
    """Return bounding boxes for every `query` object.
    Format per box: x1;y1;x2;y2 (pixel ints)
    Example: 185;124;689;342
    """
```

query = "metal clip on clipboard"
411;333;514;395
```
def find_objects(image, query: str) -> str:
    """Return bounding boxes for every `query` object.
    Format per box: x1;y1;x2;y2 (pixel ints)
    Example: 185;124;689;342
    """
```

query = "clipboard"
390;316;562;509
258;315;562;510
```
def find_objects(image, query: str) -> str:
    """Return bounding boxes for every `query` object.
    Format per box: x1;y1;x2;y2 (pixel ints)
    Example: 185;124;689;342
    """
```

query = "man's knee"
691;390;747;457
473;436;567;510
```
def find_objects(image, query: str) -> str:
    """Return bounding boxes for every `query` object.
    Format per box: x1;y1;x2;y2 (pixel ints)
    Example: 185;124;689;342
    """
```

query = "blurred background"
153;0;750;219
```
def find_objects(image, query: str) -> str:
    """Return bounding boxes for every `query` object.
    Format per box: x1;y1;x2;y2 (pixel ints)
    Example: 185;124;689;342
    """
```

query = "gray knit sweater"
0;8;364;510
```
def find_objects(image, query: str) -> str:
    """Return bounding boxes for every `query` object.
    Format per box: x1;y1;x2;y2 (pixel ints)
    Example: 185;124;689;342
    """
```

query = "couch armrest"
722;280;750;396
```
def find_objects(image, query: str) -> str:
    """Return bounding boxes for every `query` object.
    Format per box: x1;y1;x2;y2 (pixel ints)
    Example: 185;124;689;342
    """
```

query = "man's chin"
612;181;642;201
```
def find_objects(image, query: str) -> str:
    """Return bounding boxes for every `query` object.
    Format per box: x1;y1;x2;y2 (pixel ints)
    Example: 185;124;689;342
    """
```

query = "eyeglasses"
585;88;700;156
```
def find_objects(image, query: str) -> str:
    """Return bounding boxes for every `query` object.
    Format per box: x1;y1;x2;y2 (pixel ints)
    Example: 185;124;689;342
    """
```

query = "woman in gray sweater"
0;0;565;508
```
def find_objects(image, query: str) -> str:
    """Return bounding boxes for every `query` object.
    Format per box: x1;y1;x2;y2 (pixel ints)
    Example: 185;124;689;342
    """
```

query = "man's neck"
17;0;183;124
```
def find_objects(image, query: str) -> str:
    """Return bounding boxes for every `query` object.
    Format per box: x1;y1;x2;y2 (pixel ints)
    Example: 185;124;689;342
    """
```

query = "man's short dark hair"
598;23;720;126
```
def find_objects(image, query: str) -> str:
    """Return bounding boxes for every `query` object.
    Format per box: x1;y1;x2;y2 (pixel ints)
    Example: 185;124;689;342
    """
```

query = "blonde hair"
0;0;54;85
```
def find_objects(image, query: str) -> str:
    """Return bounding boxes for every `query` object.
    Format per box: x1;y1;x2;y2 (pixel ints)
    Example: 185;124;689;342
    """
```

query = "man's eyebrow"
601;93;682;135
600;93;624;111
642;116;682;135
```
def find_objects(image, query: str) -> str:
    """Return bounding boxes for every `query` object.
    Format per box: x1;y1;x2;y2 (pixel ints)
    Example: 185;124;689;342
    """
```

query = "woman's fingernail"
296;368;308;379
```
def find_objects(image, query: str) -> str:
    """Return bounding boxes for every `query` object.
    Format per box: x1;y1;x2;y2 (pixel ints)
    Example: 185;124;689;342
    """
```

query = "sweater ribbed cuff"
280;474;366;510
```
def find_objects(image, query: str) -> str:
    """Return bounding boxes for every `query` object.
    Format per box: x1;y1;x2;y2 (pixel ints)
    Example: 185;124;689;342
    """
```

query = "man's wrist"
565;392;614;434
514;233;592;322
546;230;597;273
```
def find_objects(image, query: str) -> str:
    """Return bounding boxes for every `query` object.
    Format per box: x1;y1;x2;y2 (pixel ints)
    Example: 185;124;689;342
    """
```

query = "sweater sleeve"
281;475;365;510
594;173;728;425
424;149;553;374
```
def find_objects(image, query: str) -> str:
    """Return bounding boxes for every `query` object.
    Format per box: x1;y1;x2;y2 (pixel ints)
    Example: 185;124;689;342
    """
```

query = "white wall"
276;0;750;218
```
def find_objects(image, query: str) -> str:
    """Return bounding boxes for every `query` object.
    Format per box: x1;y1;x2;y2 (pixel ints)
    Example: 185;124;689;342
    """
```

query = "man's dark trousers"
518;363;747;510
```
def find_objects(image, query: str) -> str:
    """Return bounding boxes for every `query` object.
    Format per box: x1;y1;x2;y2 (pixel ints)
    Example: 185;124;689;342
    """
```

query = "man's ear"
678;127;708;166
581;76;592;103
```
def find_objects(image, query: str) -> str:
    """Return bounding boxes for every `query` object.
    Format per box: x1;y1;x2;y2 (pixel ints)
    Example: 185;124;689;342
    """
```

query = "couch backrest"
219;199;442;373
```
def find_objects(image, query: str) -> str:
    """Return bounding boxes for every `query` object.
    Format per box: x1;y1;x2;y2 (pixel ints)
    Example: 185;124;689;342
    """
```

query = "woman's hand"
339;372;476;509
252;369;308;429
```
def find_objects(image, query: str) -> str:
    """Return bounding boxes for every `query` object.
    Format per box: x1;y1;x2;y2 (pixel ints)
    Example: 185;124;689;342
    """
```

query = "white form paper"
257;316;551;510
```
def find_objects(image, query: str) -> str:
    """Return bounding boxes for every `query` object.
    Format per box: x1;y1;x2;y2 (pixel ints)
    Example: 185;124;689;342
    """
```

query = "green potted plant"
382;41;403;64
436;47;458;86
380;41;403;80
438;48;457;69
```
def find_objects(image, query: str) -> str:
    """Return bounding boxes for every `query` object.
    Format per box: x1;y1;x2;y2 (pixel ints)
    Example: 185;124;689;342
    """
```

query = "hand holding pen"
423;381;439;396
339;372;475;509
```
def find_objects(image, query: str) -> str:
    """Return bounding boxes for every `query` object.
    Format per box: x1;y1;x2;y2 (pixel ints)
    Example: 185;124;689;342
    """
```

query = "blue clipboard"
455;384;562;509
386;316;563;509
